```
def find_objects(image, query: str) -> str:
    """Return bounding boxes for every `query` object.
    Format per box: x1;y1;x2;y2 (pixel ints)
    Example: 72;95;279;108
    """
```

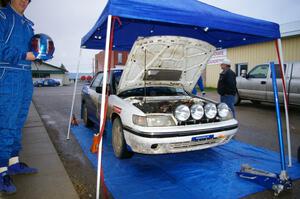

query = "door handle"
261;81;266;84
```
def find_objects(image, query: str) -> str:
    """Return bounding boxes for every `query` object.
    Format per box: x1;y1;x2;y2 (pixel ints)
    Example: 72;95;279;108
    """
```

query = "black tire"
297;146;300;163
234;92;241;106
82;103;93;127
112;117;133;159
251;100;261;105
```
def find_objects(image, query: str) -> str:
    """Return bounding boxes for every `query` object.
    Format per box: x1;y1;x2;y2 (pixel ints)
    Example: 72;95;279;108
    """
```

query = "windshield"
118;87;187;98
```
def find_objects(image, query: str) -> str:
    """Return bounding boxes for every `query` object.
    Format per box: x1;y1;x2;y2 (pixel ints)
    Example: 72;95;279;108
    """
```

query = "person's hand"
26;52;36;61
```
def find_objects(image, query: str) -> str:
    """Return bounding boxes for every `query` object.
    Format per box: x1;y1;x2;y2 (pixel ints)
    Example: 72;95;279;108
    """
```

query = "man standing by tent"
217;58;237;118
0;0;37;194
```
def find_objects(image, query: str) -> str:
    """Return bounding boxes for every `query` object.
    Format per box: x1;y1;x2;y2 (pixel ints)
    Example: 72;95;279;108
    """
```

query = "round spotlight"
175;105;190;121
204;103;217;119
191;104;204;120
218;103;230;118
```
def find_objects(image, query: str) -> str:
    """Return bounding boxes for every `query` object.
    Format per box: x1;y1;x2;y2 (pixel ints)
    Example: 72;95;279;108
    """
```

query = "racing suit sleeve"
0;14;27;64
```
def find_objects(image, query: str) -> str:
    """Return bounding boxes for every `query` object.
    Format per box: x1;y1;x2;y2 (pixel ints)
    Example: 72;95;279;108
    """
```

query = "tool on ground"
71;114;79;126
237;62;292;196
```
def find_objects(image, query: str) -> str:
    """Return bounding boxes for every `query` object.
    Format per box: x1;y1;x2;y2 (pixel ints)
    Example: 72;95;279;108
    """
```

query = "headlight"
190;104;204;120
174;105;190;121
204;103;217;119
217;103;230;118
146;115;176;127
132;114;175;127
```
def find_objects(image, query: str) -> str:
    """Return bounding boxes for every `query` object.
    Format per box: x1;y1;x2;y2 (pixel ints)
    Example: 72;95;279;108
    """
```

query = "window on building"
235;63;248;76
117;53;123;64
32;73;50;78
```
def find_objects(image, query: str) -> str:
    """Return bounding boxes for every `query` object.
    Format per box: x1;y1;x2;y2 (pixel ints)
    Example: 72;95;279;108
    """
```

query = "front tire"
82;103;93;127
234;92;241;106
297;146;300;163
251;100;261;105
112;117;133;159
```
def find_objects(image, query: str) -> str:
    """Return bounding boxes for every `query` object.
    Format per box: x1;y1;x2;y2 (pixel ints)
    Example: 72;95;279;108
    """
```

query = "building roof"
280;20;300;37
31;61;69;73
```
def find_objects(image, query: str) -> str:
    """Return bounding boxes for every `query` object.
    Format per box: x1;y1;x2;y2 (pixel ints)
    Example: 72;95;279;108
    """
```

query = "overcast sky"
26;0;300;73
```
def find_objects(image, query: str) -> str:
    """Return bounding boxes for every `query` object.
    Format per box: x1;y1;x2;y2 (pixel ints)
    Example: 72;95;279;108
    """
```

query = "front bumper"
123;121;238;154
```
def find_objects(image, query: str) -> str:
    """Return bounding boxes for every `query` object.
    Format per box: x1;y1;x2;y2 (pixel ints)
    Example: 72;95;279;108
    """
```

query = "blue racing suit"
192;76;204;95
0;5;34;167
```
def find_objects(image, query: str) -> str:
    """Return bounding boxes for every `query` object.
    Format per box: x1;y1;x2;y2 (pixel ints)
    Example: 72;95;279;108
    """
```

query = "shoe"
8;162;38;175
0;172;16;194
202;91;206;96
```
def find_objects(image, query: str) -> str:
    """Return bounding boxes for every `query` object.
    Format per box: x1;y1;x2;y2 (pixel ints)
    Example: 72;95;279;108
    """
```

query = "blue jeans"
220;95;235;118
0;67;33;167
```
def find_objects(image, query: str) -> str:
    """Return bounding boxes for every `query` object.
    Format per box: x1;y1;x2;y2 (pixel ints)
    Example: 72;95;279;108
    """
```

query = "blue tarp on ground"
72;124;300;199
81;0;280;50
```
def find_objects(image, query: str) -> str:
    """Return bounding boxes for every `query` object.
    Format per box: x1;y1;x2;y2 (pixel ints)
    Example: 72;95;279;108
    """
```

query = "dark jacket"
217;68;237;96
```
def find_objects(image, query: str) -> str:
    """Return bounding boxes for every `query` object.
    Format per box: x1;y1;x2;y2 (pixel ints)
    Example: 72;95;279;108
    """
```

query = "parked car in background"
81;36;238;159
34;78;60;87
235;62;300;106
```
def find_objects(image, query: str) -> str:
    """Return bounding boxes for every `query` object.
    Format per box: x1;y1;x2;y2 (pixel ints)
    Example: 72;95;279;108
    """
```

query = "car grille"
170;137;222;149
177;118;221;125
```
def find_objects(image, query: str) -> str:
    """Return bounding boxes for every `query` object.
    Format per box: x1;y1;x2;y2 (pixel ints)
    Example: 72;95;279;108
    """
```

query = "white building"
31;62;70;86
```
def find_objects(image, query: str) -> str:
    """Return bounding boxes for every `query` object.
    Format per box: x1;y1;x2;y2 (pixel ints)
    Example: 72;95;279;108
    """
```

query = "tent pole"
96;14;112;199
66;48;82;140
275;39;292;167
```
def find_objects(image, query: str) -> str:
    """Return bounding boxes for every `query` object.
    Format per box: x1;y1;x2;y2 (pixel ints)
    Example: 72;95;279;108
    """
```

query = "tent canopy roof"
81;0;280;50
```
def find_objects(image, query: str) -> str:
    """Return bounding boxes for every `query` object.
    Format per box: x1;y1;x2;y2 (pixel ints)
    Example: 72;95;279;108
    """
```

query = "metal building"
206;21;300;87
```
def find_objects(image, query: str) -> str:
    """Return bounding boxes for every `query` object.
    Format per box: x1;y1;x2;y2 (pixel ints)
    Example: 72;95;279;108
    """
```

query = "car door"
44;79;50;87
266;64;287;103
289;62;300;106
238;64;269;101
88;72;103;123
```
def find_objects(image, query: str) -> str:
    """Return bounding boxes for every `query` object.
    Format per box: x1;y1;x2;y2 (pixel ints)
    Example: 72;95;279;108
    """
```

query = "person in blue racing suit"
192;76;206;96
0;0;37;194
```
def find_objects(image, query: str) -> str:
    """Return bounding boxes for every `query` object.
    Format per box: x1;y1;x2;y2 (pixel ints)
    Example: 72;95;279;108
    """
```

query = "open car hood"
118;36;216;94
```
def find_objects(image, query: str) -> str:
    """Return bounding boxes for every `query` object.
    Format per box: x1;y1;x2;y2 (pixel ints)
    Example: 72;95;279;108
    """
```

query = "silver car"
235;62;300;106
82;36;239;159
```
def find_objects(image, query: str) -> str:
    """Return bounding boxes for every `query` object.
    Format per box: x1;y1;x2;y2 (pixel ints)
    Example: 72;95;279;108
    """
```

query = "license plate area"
191;134;214;142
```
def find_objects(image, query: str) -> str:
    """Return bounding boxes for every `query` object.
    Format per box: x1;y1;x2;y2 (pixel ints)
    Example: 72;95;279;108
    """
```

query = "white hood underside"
118;36;216;94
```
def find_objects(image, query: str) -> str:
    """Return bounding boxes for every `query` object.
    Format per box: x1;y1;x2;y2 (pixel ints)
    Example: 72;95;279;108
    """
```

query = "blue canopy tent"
74;0;291;198
81;0;280;50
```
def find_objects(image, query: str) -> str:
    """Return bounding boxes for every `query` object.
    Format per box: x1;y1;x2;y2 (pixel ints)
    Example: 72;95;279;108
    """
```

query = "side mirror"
96;86;102;94
241;70;247;78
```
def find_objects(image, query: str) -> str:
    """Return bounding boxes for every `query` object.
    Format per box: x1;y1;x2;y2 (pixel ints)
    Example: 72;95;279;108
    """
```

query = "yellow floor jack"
237;62;292;196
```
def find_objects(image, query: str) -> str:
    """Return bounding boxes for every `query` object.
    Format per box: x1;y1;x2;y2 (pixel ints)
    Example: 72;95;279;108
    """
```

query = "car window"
248;64;269;78
91;73;103;89
113;70;123;93
270;64;286;78
292;63;300;78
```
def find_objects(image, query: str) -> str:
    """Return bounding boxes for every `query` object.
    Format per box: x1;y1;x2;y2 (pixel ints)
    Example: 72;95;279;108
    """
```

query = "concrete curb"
2;103;79;199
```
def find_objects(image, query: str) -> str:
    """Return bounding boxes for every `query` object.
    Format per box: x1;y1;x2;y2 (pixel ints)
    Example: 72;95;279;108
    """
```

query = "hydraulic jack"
237;164;292;196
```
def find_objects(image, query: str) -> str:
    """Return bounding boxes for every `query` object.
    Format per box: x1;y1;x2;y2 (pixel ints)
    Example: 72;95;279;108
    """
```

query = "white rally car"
81;36;238;159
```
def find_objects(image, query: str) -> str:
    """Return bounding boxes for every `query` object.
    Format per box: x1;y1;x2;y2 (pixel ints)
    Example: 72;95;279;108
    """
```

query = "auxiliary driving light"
175;105;190;121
